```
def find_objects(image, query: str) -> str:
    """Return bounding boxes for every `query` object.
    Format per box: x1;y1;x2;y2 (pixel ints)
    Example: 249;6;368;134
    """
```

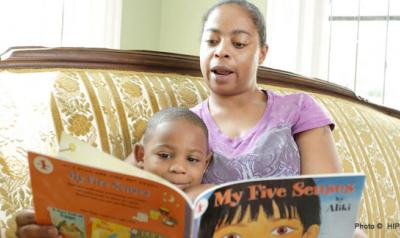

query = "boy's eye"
157;152;172;160
271;226;294;235
232;42;246;49
187;156;200;163
222;233;241;238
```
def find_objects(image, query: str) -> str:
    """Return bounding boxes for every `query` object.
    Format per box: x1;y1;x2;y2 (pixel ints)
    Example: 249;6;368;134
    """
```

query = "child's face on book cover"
138;119;210;190
212;201;319;238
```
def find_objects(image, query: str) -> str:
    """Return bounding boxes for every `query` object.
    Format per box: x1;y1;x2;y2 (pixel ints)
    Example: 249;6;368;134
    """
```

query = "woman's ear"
133;143;145;169
258;44;268;65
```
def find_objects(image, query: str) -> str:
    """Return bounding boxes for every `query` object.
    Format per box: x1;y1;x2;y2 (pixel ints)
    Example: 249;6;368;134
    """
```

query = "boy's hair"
201;0;267;47
198;178;321;237
142;107;209;147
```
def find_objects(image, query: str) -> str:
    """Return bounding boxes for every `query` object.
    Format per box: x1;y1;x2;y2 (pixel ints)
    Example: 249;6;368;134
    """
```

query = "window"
265;0;400;110
0;0;122;54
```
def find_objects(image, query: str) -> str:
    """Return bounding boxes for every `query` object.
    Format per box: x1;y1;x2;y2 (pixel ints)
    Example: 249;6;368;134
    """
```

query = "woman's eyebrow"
231;29;252;36
204;28;251;36
204;28;220;33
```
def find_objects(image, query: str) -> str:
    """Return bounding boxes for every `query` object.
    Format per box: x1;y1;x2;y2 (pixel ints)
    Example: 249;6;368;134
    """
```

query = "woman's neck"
208;88;266;113
207;88;268;139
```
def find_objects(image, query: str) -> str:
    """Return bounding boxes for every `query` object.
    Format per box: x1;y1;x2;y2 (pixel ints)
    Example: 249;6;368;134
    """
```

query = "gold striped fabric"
0;69;398;237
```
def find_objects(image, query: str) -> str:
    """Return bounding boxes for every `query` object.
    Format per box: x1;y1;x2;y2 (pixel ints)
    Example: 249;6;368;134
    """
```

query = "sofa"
0;47;399;238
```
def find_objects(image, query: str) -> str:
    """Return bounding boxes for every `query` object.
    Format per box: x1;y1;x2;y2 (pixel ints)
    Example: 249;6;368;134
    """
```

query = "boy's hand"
185;184;215;201
15;209;59;238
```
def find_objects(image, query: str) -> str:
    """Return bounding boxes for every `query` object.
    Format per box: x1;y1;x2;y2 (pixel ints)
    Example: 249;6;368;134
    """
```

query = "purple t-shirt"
191;90;334;185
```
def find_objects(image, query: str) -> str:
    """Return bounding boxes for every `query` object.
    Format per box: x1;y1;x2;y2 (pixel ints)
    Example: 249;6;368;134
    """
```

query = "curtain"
265;0;400;110
0;0;122;54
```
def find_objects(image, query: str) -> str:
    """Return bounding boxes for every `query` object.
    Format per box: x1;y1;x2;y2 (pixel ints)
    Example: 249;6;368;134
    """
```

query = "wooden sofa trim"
1;47;399;118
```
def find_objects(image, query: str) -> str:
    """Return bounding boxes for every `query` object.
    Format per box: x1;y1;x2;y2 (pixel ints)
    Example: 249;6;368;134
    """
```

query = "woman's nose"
214;40;230;58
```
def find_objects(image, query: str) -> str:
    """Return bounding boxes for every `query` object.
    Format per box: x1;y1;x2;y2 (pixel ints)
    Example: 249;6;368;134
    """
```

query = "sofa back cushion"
0;68;399;237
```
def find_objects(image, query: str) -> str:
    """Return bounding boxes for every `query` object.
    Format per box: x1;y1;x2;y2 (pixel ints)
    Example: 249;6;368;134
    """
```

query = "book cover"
192;174;365;238
28;134;192;238
28;134;365;238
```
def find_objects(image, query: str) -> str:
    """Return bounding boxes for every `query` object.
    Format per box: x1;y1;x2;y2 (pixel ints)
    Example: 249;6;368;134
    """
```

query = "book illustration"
193;175;365;238
132;206;178;228
196;178;321;238
32;156;54;174
90;217;167;238
90;218;131;238
158;207;178;227
48;207;86;238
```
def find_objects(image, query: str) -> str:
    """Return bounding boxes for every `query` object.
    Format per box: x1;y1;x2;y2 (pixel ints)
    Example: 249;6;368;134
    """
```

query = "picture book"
28;133;365;238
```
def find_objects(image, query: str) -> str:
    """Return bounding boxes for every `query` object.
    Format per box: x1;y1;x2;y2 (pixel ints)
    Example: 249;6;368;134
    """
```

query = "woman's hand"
15;209;59;238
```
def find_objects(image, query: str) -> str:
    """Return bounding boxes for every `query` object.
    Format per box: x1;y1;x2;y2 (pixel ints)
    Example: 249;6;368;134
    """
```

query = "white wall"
120;0;161;50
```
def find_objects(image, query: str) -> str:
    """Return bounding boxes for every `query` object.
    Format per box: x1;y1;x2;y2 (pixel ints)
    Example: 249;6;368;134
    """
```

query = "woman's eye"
222;233;241;238
205;39;218;45
271;226;295;235
233;42;246;49
157;153;172;159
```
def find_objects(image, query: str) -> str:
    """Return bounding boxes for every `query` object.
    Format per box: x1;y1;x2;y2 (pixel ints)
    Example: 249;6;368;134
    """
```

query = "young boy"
129;107;213;195
15;107;213;238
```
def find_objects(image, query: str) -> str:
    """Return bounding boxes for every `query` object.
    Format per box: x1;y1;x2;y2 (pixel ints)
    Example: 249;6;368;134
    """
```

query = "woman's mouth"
210;66;234;83
211;66;233;75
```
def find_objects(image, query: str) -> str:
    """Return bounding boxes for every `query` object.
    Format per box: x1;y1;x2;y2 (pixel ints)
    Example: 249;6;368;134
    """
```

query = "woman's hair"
201;0;267;47
198;178;321;238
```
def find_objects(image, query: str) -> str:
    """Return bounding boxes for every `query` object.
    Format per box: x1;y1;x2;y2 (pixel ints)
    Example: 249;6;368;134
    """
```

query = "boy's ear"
303;224;320;238
133;143;145;169
203;152;213;172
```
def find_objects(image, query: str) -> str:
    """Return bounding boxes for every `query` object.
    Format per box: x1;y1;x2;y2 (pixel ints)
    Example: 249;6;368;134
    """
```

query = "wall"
120;0;161;50
120;0;267;56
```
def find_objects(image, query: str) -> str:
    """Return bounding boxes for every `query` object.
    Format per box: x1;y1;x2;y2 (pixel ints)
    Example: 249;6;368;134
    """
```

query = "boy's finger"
15;210;36;226
16;224;58;238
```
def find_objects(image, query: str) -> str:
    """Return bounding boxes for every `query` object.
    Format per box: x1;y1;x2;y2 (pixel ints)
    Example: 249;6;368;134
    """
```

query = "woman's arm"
295;126;342;174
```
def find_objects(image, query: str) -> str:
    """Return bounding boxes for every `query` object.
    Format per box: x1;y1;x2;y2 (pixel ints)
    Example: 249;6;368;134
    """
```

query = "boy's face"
213;202;319;238
135;119;210;190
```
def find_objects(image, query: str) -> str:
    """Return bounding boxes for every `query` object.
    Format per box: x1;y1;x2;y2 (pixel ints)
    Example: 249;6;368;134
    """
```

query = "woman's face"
200;3;267;96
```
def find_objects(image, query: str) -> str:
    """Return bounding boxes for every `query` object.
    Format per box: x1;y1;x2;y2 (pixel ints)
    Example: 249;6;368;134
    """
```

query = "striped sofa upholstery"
0;48;399;238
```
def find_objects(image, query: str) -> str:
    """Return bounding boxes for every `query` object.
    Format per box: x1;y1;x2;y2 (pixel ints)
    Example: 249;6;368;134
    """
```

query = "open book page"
191;173;365;238
58;133;171;187
28;134;194;238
